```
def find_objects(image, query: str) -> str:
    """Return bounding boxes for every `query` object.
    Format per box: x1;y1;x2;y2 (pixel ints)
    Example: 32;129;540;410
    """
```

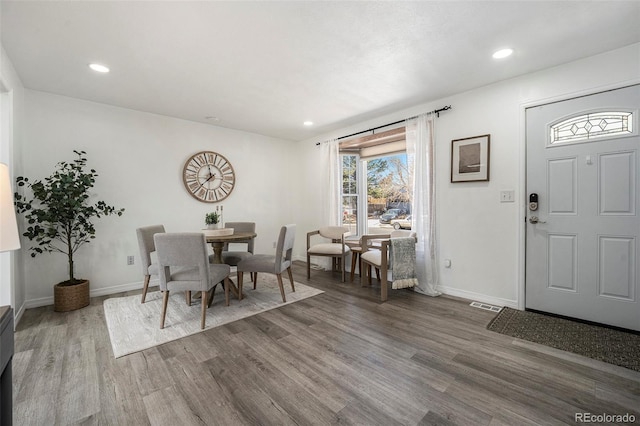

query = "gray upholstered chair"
136;224;165;303
306;226;351;282
237;224;296;303
217;221;255;266
360;230;416;302
154;232;231;329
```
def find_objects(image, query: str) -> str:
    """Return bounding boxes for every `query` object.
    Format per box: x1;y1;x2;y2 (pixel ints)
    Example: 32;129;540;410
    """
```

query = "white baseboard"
437;284;519;309
13;301;26;328
24;280;152;310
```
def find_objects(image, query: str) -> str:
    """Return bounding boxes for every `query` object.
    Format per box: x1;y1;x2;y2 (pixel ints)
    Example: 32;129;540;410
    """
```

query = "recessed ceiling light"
303;121;313;126
492;48;513;59
205;116;220;122
89;63;110;73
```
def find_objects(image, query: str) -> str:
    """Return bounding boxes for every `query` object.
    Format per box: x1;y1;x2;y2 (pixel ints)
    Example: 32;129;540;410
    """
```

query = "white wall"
296;43;640;308
18;90;297;307
12;42;640;311
1;46;26;321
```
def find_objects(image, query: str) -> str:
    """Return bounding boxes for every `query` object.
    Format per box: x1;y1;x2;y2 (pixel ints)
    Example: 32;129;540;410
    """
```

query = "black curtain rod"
316;105;451;146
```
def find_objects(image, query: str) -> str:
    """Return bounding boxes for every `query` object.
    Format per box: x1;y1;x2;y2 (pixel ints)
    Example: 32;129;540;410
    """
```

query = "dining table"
206;231;257;300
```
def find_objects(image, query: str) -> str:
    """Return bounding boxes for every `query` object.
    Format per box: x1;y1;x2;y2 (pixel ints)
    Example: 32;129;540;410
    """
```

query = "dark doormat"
487;308;640;372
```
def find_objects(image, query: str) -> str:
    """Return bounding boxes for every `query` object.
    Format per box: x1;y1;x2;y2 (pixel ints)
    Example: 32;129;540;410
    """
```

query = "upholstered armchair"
360;230;417;302
307;226;351;282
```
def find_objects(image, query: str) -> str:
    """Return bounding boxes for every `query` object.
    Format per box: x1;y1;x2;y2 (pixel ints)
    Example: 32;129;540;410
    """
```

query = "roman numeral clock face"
182;151;236;203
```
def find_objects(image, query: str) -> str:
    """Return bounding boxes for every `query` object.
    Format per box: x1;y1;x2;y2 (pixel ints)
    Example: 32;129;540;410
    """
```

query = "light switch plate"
500;190;515;203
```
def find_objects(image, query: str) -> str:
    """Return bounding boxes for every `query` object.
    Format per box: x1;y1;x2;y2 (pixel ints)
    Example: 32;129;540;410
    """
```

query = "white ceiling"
2;1;640;141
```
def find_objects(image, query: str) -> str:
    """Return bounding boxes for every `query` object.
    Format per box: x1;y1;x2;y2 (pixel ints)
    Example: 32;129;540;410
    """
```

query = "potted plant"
14;150;125;312
205;211;220;229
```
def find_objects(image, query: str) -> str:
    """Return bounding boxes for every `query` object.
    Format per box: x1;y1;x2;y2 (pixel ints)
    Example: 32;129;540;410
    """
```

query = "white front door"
525;84;640;331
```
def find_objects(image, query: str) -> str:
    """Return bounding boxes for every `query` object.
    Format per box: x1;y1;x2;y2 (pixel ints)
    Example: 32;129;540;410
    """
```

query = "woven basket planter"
54;280;90;312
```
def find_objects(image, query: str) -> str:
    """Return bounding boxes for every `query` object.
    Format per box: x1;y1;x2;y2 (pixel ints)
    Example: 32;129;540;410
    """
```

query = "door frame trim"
518;78;640;311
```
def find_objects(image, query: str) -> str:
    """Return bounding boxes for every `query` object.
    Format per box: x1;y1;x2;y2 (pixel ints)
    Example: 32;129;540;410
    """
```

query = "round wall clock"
182;151;236;202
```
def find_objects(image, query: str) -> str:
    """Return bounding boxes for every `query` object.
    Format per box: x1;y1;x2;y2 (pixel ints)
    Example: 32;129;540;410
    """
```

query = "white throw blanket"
390;237;418;289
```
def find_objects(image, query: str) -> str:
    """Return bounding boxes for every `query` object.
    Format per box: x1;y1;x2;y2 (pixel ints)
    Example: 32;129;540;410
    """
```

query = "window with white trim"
340;126;412;236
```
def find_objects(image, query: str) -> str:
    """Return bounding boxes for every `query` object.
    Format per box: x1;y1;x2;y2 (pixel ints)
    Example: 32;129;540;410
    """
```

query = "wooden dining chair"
360;230;416;302
154;233;231;329
237;224;296;302
136;224;165;303
306;226;351;282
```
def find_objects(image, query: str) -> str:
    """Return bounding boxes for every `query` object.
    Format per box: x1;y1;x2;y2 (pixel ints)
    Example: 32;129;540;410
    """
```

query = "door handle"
529;216;546;224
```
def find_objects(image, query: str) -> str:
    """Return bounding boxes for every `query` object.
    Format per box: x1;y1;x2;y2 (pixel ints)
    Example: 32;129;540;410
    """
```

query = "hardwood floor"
13;261;640;425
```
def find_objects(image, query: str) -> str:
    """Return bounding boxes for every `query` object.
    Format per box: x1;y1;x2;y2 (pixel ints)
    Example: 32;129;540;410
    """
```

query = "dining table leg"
209;242;242;300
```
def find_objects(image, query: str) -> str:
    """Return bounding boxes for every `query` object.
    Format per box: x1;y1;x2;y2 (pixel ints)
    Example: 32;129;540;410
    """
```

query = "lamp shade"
0;163;20;252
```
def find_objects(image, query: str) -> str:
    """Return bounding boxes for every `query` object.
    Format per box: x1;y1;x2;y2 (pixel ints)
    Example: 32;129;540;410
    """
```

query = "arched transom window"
549;111;634;145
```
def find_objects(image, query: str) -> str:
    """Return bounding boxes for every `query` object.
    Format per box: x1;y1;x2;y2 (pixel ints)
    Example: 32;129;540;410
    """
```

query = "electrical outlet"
127;255;134;265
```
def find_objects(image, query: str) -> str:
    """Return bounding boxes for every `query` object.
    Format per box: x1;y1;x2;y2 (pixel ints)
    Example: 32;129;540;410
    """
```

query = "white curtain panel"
316;139;340;271
406;115;441;296
321;138;340;226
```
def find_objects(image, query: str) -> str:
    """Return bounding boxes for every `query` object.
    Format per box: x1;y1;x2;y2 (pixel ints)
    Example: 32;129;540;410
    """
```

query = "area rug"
487;307;640;372
104;276;323;358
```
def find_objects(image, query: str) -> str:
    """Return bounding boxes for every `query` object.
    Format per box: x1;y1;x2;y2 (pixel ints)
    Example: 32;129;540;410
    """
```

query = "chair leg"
360;262;367;287
380;271;388;302
276;274;286;303
368;265;372;285
160;290;170;329
186;291;191;306
350;253;357;283
207;284;216;308
141;275;150;303
375;268;380;282
224;277;230;306
201;290;207;329
341;256;346;282
237;272;244;301
287;267;295;292
307;255;311;279
253;272;258;289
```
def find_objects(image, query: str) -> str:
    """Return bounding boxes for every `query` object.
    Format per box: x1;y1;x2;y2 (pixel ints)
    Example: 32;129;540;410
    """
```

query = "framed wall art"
451;134;490;182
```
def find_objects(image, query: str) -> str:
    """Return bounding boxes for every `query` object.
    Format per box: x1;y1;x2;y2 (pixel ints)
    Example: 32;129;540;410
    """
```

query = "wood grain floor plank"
234;325;352;413
129;347;175;397
278;332;429;424
13;324;67;425
155;329;222;363
94;345;150;425
205;354;301;425
292;313;456;394
595;382;640;413
143;385;207;426
12;261;640;425
56;335;101;424
335;399;405;426
164;352;247;426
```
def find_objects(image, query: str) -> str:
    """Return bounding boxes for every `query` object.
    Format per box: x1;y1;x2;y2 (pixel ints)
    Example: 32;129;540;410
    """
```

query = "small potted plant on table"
205;210;220;229
14;150;125;312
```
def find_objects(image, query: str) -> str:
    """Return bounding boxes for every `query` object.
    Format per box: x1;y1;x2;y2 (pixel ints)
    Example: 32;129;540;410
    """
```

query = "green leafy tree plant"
14;150;125;285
